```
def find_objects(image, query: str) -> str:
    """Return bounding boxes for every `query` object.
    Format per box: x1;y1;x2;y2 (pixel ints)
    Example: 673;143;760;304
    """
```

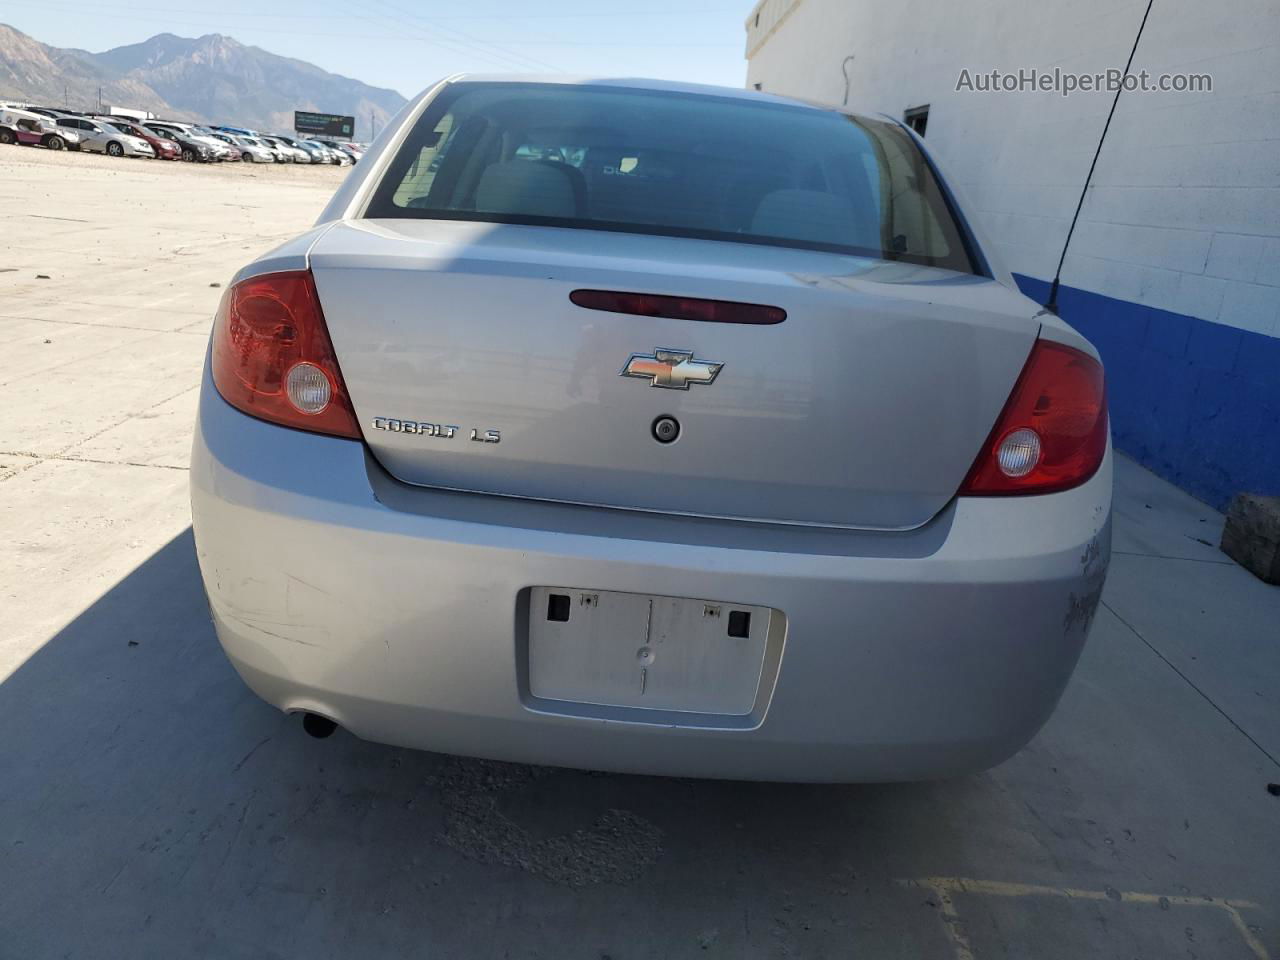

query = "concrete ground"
1;146;1277;960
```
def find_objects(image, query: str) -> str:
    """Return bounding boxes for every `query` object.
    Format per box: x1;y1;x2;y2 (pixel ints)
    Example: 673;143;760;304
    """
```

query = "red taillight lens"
210;270;360;438
570;289;786;325
960;339;1108;496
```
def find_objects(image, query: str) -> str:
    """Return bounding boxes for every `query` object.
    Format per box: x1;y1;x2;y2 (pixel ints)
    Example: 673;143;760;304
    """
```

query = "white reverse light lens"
285;362;331;414
997;428;1042;478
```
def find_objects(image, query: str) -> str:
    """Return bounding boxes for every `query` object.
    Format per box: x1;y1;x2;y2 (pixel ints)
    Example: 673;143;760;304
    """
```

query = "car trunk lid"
309;219;1039;530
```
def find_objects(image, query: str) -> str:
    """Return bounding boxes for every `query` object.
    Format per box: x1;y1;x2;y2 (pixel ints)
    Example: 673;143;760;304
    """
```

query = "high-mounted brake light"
570;289;786;325
210;270;360;438
960;339;1107;496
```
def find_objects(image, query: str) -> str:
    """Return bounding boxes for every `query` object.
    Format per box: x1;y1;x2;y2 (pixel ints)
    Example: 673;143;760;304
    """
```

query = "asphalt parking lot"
1;147;1277;959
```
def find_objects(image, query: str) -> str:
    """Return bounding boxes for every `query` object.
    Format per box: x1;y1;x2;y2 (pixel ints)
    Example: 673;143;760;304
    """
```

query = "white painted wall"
744;0;1280;337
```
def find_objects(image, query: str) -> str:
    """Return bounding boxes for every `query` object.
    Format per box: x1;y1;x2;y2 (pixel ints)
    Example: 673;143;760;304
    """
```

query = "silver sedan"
261;136;306;162
218;134;274;163
54;115;154;157
294;139;335;164
190;77;1112;782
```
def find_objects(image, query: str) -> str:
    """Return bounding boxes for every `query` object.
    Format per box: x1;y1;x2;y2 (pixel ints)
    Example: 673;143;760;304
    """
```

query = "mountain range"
0;23;407;139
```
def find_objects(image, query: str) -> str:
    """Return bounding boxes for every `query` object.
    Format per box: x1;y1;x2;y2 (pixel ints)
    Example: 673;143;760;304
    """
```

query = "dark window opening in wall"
904;104;930;137
753;82;763;91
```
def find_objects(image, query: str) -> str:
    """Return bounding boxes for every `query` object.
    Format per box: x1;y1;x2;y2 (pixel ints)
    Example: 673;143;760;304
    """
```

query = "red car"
98;117;181;160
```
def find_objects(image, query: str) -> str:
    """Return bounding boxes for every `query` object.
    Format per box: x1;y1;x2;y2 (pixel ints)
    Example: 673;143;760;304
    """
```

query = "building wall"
744;0;1280;507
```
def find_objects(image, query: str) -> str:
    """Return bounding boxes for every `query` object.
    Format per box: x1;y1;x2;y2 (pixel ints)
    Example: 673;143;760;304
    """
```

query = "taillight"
960;339;1107;496
210;270;360;438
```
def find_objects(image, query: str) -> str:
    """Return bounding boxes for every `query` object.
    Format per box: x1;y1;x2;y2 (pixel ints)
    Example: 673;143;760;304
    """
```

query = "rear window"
366;82;978;273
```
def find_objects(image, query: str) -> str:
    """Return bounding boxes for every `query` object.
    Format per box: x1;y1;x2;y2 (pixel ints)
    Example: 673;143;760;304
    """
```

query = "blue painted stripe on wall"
1013;274;1280;510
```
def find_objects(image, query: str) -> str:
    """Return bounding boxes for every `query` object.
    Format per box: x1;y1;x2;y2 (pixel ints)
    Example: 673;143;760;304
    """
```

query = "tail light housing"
960;338;1107;496
211;270;360;438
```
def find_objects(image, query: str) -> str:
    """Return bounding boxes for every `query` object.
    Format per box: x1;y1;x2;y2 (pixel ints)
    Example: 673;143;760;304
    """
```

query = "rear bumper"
191;367;1112;782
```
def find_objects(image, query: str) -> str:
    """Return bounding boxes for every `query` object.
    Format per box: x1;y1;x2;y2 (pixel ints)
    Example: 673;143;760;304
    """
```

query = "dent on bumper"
190;375;1112;782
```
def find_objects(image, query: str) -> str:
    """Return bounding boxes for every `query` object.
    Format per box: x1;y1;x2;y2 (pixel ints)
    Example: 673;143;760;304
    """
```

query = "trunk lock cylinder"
652;416;680;444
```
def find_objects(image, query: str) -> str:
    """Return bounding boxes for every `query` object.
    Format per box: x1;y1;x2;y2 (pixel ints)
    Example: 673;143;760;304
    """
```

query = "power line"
358;0;560;72
342;0;548;72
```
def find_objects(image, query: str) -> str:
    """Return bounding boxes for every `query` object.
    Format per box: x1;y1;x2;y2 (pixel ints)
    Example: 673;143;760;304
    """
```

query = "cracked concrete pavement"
1;146;1277;959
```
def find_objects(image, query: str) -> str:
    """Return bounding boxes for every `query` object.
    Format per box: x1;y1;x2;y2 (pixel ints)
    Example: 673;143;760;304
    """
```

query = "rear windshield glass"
365;82;978;273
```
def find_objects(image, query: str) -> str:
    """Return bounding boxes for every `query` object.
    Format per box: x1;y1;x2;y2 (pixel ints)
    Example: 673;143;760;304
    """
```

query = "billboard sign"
294;111;355;137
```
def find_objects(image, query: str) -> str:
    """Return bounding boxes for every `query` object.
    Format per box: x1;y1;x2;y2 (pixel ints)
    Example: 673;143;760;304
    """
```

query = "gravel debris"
425;757;664;888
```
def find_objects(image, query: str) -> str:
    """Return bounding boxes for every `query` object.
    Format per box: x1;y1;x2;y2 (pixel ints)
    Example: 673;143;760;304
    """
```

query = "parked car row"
0;103;365;166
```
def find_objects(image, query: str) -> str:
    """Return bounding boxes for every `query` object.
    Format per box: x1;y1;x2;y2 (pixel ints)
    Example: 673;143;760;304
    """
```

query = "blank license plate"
527;587;774;715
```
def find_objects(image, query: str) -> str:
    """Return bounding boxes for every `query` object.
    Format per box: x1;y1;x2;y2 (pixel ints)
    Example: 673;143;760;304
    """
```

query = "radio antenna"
1045;0;1154;314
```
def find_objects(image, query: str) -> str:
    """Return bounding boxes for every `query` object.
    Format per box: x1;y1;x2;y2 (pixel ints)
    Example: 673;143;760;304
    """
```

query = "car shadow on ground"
0;528;1000;958
10;530;1269;960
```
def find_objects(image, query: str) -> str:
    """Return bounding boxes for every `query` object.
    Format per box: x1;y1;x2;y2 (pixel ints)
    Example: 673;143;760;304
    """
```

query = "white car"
188;124;240;161
54;115;153;157
268;135;315;163
239;136;278;163
191;77;1112;783
216;133;274;163
0;106;78;150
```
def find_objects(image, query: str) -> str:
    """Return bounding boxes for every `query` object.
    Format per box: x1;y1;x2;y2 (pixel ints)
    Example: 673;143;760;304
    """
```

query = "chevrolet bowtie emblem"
620;349;724;390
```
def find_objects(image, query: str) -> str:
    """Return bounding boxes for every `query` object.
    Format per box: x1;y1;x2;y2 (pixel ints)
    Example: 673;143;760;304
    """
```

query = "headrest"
475;161;582;218
750;188;879;250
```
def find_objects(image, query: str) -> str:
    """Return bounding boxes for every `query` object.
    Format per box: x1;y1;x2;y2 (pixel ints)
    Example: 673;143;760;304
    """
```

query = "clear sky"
5;0;753;98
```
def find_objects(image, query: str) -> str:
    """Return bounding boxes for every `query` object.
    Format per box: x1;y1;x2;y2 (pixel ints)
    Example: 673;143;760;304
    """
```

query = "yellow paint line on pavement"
897;876;1269;960
932;885;976;960
926;875;1260;910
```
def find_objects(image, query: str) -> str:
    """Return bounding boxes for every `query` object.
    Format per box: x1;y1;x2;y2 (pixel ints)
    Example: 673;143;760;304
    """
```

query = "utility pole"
98;86;102;111
64;83;68;109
